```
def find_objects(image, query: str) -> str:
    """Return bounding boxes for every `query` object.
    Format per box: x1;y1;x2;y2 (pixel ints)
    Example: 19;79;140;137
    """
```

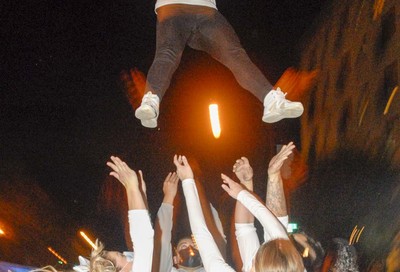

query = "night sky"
2;0;329;266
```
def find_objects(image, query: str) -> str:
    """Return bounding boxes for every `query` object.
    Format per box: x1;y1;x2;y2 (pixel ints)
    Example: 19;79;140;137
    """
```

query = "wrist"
240;180;253;191
267;172;280;180
163;195;175;205
181;177;194;182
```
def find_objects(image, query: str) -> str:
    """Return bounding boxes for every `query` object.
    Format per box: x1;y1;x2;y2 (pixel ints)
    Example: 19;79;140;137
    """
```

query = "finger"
106;161;119;172
221;173;232;183
221;184;230;193
172;173;179;183
278;146;293;158
121;161;129;171
173;155;179;167
241;157;250;164
141;174;147;187
164;172;172;181
111;156;124;170
109;172;120;180
182;156;189;166
138;170;144;180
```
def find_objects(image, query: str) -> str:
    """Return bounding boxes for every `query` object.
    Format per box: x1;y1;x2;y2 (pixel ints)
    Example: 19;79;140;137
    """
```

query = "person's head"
90;240;133;272
321;238;358;272
173;236;203;270
291;232;325;271
251;238;305;272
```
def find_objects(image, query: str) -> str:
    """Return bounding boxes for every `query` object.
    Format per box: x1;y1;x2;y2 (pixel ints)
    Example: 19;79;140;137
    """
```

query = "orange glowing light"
302;247;309;258
48;247;68;264
356;226;365;243
209;104;221;139
349;225;358;245
383;86;398;115
0;228;4;235
80;231;97;250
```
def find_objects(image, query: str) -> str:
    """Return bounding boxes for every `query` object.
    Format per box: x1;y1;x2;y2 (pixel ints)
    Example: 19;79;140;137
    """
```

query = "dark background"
1;0;329;266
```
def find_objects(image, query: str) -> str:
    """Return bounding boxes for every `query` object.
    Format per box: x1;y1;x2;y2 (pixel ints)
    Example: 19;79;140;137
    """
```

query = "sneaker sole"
281;106;304;118
262;112;285;123
262;106;304;123
141;118;157;128
135;105;157;120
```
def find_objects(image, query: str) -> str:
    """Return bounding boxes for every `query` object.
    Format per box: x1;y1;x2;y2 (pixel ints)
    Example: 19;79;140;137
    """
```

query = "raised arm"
221;174;288;241
232;157;254;224
107;156;154;272
155;172;179;272
266;142;295;218
174;155;235;272
232;158;260;272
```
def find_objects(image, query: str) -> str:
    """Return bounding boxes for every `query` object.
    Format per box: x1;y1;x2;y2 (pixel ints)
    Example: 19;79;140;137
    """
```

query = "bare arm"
107;156;154;272
231;158;261;272
232;157;254;223
156;172;179;272
265;142;295;217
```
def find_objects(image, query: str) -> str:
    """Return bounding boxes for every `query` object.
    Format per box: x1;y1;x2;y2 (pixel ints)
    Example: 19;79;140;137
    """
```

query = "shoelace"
142;93;157;107
272;89;288;108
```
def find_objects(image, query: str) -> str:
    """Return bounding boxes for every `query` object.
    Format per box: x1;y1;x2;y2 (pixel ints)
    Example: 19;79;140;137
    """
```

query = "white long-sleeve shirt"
128;210;154;272
157;202;225;271
182;179;236;272
235;191;289;272
182;178;290;272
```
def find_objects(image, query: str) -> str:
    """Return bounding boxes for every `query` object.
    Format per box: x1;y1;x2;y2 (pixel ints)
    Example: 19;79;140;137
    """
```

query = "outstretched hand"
268;142;295;177
162;172;179;204
173;155;194;181
107;156;140;190
221;173;245;199
232;157;253;191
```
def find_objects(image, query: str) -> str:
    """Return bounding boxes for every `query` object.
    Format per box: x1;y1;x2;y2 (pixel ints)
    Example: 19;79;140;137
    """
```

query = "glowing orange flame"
209;104;221;139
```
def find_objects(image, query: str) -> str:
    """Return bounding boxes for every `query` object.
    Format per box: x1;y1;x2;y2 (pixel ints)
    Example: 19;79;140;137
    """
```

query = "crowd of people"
60;142;364;272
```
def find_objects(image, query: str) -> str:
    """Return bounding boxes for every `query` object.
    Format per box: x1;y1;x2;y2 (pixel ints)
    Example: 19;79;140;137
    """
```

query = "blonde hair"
90;240;116;272
254;238;304;272
30;266;59;272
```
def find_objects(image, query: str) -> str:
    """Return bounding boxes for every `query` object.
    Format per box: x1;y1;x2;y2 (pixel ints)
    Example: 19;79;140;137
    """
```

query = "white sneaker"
135;92;160;128
141;118;158;128
262;88;304;123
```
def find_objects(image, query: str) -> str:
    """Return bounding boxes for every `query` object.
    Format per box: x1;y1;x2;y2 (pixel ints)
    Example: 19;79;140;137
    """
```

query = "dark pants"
145;4;272;102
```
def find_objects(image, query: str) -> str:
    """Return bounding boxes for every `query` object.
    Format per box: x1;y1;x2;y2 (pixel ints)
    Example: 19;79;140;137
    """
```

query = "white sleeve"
235;223;260;272
210;203;227;243
182;179;236;272
157;203;175;272
263;215;289;243
129;210;154;272
237;191;288;242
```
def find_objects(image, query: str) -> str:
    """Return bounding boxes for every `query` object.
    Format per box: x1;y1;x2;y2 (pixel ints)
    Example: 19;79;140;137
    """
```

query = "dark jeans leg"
145;14;192;100
188;11;273;103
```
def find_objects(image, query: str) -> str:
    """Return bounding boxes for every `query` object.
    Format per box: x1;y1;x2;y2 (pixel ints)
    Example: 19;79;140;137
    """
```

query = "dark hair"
322;238;359;272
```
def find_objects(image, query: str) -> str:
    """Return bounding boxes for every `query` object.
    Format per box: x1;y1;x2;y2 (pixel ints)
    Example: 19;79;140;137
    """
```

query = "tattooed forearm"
266;175;287;217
